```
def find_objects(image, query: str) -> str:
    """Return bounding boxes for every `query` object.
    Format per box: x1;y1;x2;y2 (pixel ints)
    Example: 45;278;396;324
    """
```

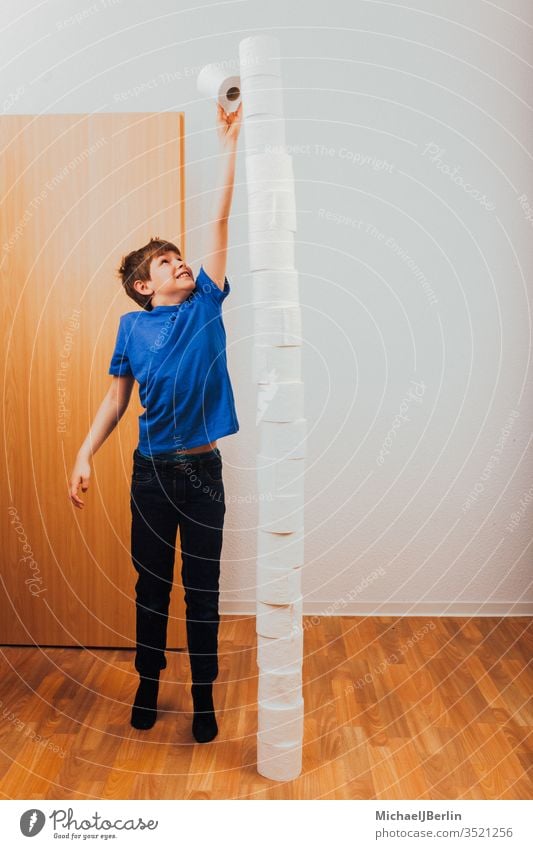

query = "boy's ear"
133;278;153;296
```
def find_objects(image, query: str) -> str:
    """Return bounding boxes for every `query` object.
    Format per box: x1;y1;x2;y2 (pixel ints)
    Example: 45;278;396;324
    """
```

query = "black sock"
191;683;218;743
131;672;160;730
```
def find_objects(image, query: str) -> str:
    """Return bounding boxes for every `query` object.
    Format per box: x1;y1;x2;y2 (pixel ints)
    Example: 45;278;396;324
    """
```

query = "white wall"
3;0;532;615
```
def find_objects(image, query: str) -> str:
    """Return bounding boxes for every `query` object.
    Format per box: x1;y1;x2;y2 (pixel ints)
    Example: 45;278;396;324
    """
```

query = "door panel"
0;112;187;648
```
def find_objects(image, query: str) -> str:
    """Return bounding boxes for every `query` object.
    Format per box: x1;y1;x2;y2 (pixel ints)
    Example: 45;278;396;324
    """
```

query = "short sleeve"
197;265;231;303
108;316;133;376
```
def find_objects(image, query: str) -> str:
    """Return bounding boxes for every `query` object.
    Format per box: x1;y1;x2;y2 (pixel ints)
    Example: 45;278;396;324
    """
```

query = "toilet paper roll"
248;176;295;197
246;166;294;200
257;628;304;671
241;74;282;96
197;63;241;112
257;527;304;569
257;381;304;423
259;492;304;532
246;152;293;187
254;304;301;346
239;35;282;80
256;453;305;498
252;270;300;306
257;738;302;781
257;454;305;496
253;345;301;383
258;699;304;745
273;457;305;496
249;230;295;271
244;115;286;155
256;563;302;604
249;190;297;232
241;74;284;117
259;418;307;460
256;596;303;638
258;669;302;707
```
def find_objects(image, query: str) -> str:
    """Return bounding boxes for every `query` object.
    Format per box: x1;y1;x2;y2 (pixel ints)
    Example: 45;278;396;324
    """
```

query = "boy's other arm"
69;375;135;509
203;102;242;290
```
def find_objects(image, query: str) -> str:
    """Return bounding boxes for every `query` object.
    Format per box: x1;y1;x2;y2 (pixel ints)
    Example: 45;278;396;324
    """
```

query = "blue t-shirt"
108;264;239;455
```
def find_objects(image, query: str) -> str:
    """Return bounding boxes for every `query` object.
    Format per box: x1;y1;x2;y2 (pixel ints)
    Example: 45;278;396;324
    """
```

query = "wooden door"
0;112;187;649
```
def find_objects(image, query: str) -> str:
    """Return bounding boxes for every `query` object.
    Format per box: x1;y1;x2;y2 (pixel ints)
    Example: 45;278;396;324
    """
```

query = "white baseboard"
220;600;533;617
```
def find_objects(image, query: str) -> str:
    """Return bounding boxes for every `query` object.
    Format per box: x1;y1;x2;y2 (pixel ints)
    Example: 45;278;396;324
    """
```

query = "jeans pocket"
202;458;223;483
132;467;158;485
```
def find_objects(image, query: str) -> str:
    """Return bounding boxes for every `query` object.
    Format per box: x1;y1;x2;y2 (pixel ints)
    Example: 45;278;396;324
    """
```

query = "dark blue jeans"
130;446;225;684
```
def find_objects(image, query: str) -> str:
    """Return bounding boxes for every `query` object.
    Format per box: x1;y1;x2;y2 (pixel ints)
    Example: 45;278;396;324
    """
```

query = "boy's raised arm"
202;102;242;290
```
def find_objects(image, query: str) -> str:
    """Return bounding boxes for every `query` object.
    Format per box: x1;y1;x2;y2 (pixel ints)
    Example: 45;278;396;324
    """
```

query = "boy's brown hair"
117;236;182;311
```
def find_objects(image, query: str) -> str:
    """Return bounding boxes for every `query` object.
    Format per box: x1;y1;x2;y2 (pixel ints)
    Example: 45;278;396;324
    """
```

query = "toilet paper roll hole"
226;86;241;102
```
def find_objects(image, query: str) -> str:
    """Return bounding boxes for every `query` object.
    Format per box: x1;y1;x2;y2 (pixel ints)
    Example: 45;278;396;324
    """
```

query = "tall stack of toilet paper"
239;35;305;782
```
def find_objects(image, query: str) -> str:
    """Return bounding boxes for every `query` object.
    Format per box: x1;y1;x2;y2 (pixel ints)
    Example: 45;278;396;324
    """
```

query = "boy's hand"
69;454;92;509
216;102;242;147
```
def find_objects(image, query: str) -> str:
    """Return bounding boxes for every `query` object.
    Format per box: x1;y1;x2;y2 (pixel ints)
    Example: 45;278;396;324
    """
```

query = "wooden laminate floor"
0;616;531;799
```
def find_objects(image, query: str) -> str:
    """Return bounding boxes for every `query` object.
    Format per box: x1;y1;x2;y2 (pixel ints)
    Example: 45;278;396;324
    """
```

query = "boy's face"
137;249;195;305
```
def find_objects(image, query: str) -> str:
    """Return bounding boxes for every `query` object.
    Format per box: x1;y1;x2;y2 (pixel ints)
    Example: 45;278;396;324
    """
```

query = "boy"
69;103;242;743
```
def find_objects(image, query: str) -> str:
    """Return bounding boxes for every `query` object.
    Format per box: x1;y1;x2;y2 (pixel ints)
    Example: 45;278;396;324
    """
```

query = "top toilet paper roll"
197;63;241;112
239;35;281;79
